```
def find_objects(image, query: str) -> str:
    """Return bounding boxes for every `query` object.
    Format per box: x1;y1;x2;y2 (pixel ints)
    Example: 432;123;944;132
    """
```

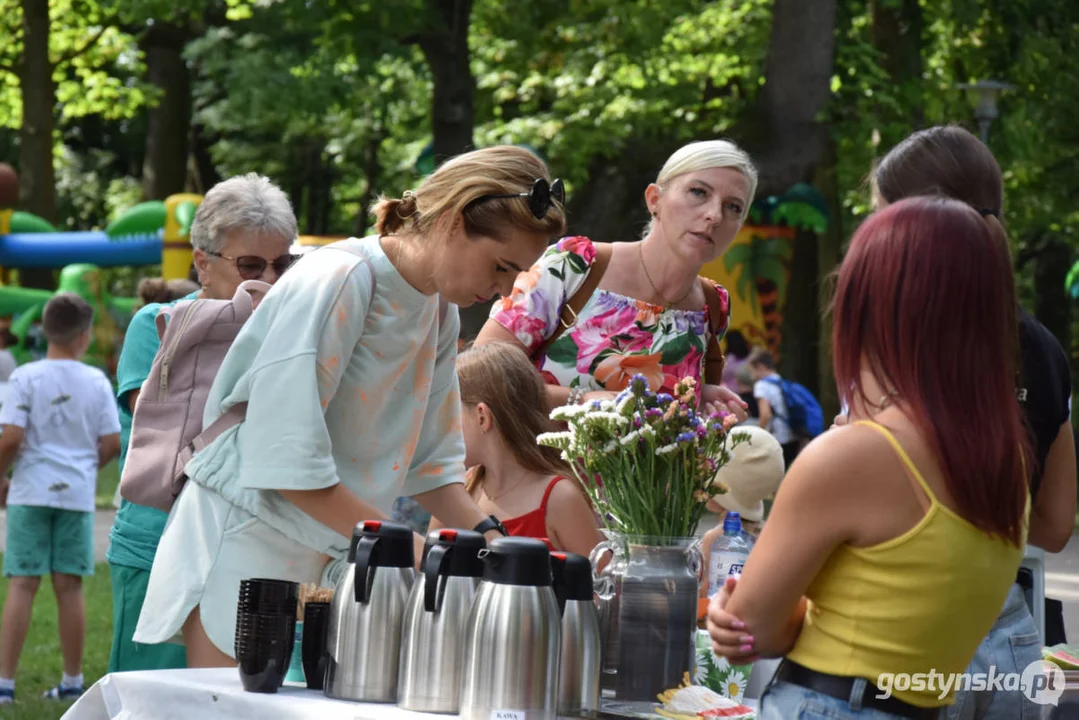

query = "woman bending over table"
134;146;567;667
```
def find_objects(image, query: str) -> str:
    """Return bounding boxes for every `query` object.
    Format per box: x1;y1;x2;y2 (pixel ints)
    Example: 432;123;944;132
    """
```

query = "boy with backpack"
0;293;121;704
748;347;823;469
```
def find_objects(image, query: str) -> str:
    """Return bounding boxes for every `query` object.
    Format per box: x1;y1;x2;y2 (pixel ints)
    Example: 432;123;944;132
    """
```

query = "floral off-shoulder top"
489;236;731;395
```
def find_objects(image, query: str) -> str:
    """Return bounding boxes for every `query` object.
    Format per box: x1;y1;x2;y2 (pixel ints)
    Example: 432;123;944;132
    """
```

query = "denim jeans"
759;680;945;719
948;583;1044;720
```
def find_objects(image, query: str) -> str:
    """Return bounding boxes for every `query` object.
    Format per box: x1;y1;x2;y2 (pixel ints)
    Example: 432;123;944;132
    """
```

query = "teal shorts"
108;563;187;672
3;505;94;577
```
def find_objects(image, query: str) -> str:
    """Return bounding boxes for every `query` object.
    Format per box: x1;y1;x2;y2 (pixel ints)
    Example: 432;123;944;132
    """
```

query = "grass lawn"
0;558;112;720
94;460;119;510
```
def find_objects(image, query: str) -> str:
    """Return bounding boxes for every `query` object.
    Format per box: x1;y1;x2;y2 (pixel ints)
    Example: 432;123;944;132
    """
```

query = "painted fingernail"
740;644;754;653
743;635;755;644
732;620;746;630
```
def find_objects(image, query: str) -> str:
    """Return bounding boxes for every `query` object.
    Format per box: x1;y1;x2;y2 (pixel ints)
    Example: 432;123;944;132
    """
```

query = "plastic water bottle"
707;512;754;598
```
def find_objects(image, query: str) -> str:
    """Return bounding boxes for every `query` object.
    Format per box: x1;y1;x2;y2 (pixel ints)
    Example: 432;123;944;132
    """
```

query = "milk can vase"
590;532;704;703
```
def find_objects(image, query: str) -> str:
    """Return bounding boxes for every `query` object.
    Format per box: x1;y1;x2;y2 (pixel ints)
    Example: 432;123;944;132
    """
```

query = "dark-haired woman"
868;124;1075;720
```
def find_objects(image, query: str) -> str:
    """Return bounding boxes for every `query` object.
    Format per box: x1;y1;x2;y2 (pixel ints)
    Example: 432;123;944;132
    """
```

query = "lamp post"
958;80;1015;144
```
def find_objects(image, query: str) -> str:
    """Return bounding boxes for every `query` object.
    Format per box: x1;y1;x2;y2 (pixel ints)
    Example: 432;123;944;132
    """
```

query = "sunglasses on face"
471;178;566;219
207;250;298;280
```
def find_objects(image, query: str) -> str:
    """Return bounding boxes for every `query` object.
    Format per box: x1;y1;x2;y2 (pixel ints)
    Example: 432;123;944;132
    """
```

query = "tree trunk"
746;0;838;198
141;21;192;200
749;0;838;391
307;142;333;235
1033;235;1072;357
17;0;56;290
356;128;385;236
814;136;844;421
562;141;672;242
19;0;56;224
870;0;924;143
189;122;221;194
780;229;820;396
416;0;475;164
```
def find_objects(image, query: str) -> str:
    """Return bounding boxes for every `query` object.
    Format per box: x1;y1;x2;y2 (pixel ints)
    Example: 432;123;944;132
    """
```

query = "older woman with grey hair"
105;173;297;674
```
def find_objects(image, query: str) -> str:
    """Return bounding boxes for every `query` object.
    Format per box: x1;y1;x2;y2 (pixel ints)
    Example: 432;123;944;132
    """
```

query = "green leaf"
659;334;692;365
565;252;589;275
545;335;579;366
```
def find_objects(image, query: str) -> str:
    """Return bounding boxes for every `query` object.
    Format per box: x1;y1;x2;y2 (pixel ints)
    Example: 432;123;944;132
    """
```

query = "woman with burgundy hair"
706;196;1031;719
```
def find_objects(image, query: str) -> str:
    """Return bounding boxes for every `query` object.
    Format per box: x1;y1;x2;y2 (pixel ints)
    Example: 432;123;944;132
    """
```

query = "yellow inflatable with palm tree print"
698;184;829;363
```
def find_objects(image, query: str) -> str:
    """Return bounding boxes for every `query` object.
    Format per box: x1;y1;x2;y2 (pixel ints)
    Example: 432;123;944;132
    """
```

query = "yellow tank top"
786;421;1028;708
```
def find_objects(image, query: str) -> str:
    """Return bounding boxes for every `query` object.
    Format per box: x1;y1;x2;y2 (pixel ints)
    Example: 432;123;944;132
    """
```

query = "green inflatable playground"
0;163;203;376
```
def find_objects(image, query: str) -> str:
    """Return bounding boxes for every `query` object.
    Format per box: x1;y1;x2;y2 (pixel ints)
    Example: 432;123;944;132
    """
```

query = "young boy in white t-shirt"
0;293;121;704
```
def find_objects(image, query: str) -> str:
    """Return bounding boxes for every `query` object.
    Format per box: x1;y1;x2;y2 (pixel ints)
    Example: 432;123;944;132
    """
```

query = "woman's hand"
582;390;618;405
701;384;749;423
706;577;758;665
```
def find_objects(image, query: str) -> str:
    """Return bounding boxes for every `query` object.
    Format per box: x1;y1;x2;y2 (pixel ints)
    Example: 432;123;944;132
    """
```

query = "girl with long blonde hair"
430;342;603;557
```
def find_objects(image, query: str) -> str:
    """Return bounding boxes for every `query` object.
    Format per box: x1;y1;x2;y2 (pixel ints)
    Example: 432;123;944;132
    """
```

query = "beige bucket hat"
711;425;786;522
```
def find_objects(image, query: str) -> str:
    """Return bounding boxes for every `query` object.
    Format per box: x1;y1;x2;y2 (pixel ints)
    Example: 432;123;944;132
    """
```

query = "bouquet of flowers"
538;374;749;538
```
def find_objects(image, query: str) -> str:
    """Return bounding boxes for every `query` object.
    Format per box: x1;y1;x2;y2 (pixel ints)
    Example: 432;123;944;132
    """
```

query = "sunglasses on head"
471;178;565;219
207;250;298;280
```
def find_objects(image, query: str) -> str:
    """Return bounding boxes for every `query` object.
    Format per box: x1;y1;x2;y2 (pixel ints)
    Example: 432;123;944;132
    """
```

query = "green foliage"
184;1;432;232
54;145;143;231
830;0;1079;284
0;0;150;130
471;0;772;187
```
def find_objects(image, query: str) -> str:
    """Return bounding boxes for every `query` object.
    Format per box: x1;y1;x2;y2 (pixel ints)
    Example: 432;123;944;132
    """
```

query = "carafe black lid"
482;537;552;586
551;551;593;601
347;520;414;568
421;528;486;577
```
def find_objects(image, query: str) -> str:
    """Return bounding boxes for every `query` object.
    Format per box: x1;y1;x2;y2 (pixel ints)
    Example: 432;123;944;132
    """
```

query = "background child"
432;341;604;558
0;293;121;704
700;425;786;591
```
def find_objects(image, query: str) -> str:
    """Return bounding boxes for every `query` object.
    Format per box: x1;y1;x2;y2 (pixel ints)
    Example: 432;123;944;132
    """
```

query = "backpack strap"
700;278;727;386
762;376;790;423
175;253;374;476
176;401;249;473
154;279;271;341
531;242;613;363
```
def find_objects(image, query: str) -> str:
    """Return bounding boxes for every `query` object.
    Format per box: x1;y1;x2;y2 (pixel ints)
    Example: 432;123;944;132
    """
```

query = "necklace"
485;468;531;503
639;242;694;309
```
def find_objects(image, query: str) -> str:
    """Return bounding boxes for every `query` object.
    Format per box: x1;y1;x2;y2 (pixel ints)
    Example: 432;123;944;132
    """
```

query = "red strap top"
500;476;564;550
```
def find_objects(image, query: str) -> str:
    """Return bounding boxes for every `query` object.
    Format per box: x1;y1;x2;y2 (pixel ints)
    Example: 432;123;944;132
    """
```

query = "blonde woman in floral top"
475;140;756;419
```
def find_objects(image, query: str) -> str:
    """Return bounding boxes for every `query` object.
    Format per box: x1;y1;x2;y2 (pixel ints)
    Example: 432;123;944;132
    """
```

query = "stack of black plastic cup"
234;578;299;693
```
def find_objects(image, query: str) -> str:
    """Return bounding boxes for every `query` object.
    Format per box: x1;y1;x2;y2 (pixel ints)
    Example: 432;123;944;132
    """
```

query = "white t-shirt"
0;349;17;383
754;374;793;445
135;236;465;653
0;359;121;512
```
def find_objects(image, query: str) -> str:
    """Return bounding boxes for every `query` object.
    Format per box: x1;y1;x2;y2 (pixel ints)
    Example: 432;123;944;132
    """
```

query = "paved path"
1046;533;1079;642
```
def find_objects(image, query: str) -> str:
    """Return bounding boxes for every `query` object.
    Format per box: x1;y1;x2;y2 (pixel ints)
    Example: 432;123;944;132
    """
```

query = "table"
60;668;460;720
60;668;700;720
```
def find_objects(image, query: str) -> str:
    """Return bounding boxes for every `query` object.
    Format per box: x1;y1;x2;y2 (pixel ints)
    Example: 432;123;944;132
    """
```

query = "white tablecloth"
60;667;759;720
60;668;449;720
